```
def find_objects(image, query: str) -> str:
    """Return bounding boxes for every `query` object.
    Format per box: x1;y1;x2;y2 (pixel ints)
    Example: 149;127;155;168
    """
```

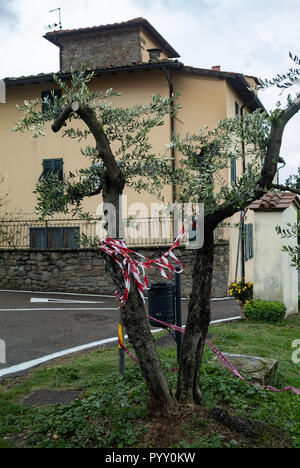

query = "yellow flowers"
229;280;253;305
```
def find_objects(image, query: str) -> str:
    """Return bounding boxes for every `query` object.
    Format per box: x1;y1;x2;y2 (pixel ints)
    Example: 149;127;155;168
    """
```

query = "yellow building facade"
0;18;263;288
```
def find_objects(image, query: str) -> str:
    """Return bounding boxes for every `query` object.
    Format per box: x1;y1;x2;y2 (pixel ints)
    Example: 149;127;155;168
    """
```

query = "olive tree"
172;53;300;404
14;54;300;412
14;66;181;414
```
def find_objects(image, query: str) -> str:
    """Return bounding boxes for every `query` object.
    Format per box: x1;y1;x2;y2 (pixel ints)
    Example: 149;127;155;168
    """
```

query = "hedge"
244;300;286;322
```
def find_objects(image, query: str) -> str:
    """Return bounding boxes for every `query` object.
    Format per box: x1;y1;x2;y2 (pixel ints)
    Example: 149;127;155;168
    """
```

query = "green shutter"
235;101;239;116
41;90;62;113
245;224;249;261
41;158;63;180
231;156;237;184
249;223;253;259
245;223;254;261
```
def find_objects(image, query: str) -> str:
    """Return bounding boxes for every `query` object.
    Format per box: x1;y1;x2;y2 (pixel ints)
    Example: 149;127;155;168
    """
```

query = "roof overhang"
182;66;265;112
4;61;182;87
4;61;264;113
248;192;300;211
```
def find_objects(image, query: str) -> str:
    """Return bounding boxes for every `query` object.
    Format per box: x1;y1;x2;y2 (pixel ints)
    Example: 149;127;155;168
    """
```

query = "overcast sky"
1;0;300;180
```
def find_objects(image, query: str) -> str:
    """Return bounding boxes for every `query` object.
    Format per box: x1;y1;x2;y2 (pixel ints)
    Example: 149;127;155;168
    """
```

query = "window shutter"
249;223;253;259
231;156;237;184
235;101;239;116
41;90;62;113
29;228;46;248
41;158;63;181
245;224;249;261
244;223;254;261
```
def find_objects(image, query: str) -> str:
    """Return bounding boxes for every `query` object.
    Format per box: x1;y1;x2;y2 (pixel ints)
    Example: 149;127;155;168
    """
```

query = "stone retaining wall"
0;242;229;298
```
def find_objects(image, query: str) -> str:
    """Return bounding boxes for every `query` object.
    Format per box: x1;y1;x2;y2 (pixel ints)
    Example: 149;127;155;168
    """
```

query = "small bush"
244;300;286;322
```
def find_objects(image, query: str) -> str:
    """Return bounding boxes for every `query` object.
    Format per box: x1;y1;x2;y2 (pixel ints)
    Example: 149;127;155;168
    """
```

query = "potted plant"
229;281;253;319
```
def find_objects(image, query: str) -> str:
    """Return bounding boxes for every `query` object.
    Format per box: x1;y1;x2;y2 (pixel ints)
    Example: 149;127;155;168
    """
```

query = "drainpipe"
162;68;176;204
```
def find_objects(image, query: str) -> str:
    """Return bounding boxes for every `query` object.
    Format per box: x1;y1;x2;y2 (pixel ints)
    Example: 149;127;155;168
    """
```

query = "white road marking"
0;290;232;301
0;289;115;298
30;298;104;304
211;297;232;301
0;317;241;378
211;316;241;324
0;336;122;378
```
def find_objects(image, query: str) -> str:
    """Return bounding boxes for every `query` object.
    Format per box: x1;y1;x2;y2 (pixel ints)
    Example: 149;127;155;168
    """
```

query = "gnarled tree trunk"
176;227;214;404
103;180;177;416
105;251;177;415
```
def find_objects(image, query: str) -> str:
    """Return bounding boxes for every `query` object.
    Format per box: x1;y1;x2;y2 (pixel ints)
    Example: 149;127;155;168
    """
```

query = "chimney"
147;48;162;62
211;65;221;71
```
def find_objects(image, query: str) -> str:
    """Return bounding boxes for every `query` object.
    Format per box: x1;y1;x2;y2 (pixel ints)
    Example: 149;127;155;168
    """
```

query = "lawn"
0;314;299;448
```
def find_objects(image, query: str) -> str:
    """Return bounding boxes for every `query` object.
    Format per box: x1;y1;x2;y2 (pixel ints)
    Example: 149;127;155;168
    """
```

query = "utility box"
148;283;175;328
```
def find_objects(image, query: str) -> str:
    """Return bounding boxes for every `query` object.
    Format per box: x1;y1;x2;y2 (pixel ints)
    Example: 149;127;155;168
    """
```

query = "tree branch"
83;180;104;198
271;183;300;195
258;97;300;192
51;101;125;190
207;97;300;230
51;104;73;133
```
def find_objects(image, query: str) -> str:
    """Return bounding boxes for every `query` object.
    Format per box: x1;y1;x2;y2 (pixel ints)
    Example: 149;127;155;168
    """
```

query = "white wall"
253;205;298;316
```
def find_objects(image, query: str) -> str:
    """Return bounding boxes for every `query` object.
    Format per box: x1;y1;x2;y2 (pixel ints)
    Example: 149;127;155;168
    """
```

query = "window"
235;101;240;117
231;154;237;184
39;159;64;211
245;223;254;261
41;90;62;114
30;227;80;249
39;158;63;182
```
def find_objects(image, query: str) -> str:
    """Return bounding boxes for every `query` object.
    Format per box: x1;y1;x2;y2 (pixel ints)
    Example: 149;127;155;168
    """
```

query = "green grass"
0;315;299;448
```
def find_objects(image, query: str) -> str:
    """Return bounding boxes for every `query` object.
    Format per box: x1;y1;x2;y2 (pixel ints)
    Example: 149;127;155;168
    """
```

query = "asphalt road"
0;290;240;376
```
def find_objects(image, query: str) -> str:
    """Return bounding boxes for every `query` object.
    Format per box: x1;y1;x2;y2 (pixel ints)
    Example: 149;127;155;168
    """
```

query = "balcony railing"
0;213;225;250
0;214;179;249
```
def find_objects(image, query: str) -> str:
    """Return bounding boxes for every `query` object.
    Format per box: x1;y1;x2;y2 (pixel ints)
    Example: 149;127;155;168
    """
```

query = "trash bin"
148;282;175;328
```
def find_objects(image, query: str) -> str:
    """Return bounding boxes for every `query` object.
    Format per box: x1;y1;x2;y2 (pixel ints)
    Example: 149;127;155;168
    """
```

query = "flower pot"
239;302;245;320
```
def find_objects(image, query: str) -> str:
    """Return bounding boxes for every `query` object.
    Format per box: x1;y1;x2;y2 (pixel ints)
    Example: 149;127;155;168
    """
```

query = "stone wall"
0;242;229;298
60;29;142;71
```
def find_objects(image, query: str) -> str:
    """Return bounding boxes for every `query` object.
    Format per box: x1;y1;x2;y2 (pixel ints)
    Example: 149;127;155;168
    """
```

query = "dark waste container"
148;282;175;328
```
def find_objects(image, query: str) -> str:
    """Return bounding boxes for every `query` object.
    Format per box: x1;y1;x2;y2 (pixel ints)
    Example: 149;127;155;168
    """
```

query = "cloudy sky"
1;0;300;180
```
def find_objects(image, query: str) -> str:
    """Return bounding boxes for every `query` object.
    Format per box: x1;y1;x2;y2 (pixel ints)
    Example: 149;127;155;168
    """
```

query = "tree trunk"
103;179;177;415
105;254;177;415
176;227;214;404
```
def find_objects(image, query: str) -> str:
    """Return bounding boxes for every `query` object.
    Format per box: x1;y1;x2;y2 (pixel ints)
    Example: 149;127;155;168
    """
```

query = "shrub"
244;300;286;322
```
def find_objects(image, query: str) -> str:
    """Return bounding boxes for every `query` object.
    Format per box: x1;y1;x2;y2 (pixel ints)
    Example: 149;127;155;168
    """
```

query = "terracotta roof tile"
45;18;148;36
248;192;300;210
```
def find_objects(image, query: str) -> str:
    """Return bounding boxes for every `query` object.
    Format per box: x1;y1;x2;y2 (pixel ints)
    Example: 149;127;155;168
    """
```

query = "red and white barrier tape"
99;228;184;307
120;314;300;396
100;232;299;396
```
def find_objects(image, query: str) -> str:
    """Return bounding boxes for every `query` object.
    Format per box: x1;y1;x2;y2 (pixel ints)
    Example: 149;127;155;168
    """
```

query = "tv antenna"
44;7;62;31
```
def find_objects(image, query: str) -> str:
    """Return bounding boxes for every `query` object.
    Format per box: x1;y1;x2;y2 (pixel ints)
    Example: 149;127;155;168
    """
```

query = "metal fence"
0;214;225;250
0;214;177;249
